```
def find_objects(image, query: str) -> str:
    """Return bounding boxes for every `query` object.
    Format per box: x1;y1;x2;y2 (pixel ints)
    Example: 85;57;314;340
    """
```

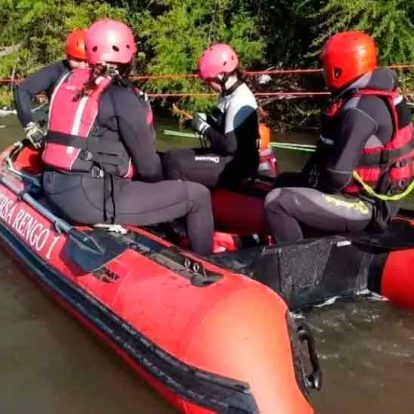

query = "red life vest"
330;89;414;198
43;68;134;178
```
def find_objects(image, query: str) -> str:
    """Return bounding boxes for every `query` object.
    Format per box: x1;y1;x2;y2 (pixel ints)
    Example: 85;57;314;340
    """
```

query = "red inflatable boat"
2;141;414;413
211;184;414;311
0;142;320;414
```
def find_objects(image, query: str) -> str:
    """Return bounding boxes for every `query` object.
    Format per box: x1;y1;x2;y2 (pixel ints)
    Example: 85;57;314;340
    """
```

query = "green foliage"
0;0;128;106
0;0;413;124
0;0;128;75
249;0;324;68
135;0;266;111
311;0;414;64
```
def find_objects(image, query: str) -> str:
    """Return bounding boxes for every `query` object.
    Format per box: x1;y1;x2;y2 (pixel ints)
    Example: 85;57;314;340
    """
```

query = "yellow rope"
352;170;414;201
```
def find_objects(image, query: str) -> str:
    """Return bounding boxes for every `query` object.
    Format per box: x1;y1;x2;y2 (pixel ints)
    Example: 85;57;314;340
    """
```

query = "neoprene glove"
190;113;210;135
24;122;44;149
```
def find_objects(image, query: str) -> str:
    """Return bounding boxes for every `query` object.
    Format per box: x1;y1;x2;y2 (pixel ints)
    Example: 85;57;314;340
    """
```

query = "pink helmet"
85;19;137;65
198;43;239;81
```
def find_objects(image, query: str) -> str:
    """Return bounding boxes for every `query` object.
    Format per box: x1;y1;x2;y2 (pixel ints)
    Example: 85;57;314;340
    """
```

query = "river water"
0;114;414;413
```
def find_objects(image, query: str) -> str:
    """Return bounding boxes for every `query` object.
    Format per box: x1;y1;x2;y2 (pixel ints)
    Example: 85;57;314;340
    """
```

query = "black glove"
24;122;44;149
190;113;210;135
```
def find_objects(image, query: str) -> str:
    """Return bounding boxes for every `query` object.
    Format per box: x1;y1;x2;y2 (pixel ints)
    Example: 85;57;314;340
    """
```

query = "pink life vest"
43;67;134;177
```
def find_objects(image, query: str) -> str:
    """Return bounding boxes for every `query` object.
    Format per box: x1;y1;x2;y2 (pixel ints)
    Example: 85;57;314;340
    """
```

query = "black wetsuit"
42;80;214;255
163;82;260;187
265;68;406;243
14;61;69;127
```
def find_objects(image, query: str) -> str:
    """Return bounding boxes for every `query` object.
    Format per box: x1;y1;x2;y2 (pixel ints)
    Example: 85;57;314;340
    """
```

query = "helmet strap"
218;75;242;96
106;64;120;78
212;73;230;95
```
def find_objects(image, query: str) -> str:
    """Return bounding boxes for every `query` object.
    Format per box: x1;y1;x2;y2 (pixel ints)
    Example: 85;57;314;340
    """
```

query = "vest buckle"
91;166;105;178
79;149;93;161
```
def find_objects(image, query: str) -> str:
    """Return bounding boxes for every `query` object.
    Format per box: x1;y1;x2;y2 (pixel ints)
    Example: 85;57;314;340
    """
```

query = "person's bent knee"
184;181;211;208
264;188;283;211
265;188;301;217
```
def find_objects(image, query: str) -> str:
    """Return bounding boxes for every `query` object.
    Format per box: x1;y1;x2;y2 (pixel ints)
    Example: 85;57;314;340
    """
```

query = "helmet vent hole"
334;68;342;79
126;44;130;49
112;45;120;52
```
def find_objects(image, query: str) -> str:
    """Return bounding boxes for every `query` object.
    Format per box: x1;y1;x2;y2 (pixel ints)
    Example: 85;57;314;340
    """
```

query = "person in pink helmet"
163;43;260;188
41;19;214;255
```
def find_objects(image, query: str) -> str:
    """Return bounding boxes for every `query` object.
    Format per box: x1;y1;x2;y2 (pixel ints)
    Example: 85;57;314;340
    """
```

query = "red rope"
1;64;413;85
132;74;198;80
147;91;332;98
148;92;215;98
255;91;330;97
1;64;413;100
135;64;414;80
247;68;322;76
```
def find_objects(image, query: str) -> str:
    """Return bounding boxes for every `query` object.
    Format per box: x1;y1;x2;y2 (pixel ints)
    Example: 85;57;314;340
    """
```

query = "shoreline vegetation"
0;0;413;130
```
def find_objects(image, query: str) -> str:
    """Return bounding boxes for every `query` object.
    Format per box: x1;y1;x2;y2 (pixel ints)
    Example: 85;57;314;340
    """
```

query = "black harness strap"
358;139;414;167
46;131;87;149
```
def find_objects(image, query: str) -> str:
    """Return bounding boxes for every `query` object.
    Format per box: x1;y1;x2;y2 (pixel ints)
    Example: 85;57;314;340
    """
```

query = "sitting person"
14;29;88;148
41;19;214;255
264;31;414;243
163;43;260;188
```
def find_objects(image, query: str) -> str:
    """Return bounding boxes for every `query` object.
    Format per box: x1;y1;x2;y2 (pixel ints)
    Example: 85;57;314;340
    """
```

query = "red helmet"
65;29;87;61
85;19;137;65
321;31;377;91
198;43;239;81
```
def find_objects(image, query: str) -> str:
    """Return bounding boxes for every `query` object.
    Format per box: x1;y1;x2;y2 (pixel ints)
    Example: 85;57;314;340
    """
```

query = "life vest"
258;123;278;177
43;67;134;178
324;88;414;201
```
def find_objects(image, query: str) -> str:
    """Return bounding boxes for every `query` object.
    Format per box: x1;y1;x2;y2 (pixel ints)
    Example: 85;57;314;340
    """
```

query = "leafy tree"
309;0;414;114
135;0;266;111
0;0;412;123
311;0;414;64
0;0;128;106
239;0;325;68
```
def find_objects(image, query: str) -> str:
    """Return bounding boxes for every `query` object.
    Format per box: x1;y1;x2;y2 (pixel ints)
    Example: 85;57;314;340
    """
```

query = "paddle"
0;175;127;273
171;103;193;120
164;129;198;138
65;227;127;273
270;142;316;153
163;128;317;153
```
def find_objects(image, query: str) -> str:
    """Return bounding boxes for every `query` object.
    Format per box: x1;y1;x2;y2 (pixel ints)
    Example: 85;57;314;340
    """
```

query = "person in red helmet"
14;29;88;148
163;43;260;188
41;19;214;255
265;31;414;243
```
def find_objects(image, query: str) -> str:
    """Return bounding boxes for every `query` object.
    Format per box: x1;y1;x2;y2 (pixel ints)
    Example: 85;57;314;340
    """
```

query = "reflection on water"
307;299;414;414
0;116;413;413
0;248;174;414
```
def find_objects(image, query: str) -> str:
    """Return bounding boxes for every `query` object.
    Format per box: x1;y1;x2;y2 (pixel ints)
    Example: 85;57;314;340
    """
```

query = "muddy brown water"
0;114;414;413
